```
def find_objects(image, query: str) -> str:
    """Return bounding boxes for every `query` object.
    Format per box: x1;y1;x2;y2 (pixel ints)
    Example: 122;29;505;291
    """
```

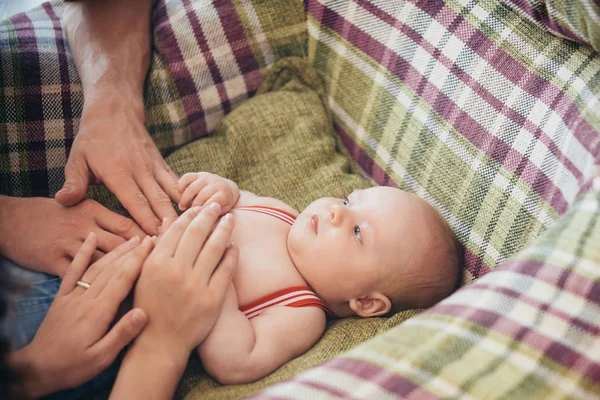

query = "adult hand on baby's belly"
131;203;239;357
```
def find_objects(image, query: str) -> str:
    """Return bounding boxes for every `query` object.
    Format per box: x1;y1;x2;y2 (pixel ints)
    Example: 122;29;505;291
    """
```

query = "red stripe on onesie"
239;286;331;319
236;206;296;225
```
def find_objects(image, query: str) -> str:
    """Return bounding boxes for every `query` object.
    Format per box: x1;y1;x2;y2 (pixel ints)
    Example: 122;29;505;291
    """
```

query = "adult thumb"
56;155;90;206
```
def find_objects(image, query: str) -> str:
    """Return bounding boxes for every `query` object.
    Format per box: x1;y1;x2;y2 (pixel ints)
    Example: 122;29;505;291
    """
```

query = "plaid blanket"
251;0;600;398
0;0;306;198
1;0;600;399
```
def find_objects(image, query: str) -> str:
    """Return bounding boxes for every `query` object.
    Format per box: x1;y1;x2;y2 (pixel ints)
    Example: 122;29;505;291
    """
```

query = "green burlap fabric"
90;57;423;399
170;58;422;400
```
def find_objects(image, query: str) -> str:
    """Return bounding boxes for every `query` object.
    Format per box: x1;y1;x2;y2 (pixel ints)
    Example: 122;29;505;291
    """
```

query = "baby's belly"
229;211;307;307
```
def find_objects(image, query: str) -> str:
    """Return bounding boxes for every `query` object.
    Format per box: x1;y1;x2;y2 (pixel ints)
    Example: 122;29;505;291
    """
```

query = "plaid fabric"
0;0;306;198
305;0;600;283
507;0;600;52
251;169;600;398
3;0;600;398
248;1;600;398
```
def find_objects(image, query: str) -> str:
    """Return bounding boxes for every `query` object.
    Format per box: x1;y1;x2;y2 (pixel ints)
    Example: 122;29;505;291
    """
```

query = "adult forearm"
63;0;151;112
0;195;17;254
110;336;189;400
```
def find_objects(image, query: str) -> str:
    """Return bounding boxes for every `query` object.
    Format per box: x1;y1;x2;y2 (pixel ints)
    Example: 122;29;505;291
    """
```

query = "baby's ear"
349;292;391;317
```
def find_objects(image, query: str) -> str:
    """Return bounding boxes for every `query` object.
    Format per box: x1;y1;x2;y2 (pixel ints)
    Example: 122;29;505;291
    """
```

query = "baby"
176;172;462;384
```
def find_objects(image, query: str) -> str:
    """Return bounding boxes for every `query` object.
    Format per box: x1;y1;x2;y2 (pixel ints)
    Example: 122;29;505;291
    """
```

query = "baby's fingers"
179;178;208;211
190;185;221;210
178;172;200;193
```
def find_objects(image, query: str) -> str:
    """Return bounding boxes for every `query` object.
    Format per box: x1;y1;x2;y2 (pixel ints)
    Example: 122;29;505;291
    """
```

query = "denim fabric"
1;257;121;399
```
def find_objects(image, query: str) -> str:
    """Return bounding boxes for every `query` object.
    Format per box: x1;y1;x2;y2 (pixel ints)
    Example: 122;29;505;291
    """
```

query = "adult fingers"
95;207;146;241
155;207;203;257
91;250;106;264
199;192;229;210
193;212;235;283
94;236;153;300
105;175;161;235
55;154;90;207
93;236;141;266
94;230;127;254
59;232;96;296
89;308;147;371
206;244;239;299
155;164;181;204
74;236;140;296
175;205;223;267
157;217;174;241
136;171;178;224
84;236;146;298
178;178;208;211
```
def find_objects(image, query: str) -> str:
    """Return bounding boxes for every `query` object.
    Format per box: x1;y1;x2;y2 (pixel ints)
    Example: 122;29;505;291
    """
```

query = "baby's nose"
329;203;345;226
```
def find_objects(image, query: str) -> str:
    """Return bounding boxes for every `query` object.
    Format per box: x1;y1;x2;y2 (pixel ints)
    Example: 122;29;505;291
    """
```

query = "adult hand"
10;232;153;398
0;196;146;277
55;101;179;235
136;204;238;357
110;204;238;399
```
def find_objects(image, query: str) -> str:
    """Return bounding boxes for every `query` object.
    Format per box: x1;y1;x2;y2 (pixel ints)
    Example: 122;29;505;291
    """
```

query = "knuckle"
130;191;149;207
164;269;183;286
139;162;153;177
79;199;99;212
116;217;135;235
153;190;172;206
65;215;86;230
93;350;112;370
204;241;222;257
202;205;219;217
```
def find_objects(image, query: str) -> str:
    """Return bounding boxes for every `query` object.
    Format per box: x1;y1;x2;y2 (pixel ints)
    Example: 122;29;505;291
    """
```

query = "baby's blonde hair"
384;203;462;313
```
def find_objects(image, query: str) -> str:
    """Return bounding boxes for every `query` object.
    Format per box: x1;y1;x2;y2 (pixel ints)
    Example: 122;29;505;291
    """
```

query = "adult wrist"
9;346;53;399
130;332;191;369
82;88;146;122
0;196;27;256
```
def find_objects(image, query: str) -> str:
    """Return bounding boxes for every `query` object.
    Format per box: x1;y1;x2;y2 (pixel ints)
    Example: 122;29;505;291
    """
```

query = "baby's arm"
198;284;326;384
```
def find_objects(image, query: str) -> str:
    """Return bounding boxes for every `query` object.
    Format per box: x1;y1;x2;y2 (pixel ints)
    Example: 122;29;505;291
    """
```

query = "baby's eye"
342;198;350;207
353;225;362;242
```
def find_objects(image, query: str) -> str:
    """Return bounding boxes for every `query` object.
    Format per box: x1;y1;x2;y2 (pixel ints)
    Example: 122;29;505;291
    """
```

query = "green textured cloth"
93;58;422;399
168;58;420;400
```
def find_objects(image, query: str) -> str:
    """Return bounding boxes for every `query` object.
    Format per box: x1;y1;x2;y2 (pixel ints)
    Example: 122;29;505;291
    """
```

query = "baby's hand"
178;172;240;214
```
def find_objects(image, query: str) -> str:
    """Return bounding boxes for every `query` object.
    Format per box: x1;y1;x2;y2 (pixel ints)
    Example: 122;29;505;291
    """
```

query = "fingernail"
157;225;163;234
221;213;233;223
142;235;151;245
86;232;95;241
129;236;140;244
192;206;202;213
209;202;220;211
179;203;186;211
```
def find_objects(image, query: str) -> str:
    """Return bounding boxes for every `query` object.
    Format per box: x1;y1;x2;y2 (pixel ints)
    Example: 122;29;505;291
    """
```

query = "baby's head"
287;186;461;318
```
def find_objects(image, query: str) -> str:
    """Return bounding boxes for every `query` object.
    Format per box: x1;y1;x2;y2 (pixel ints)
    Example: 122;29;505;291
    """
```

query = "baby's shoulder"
234;190;299;217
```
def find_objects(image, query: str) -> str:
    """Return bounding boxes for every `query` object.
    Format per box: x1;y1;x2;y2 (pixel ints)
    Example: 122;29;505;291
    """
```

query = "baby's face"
287;186;431;310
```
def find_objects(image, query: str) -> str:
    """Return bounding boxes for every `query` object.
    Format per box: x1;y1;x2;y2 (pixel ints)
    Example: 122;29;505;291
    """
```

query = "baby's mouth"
310;215;319;234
